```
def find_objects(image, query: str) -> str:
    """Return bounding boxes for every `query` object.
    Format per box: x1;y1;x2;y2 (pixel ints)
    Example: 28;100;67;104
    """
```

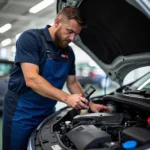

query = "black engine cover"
66;125;111;150
122;127;150;144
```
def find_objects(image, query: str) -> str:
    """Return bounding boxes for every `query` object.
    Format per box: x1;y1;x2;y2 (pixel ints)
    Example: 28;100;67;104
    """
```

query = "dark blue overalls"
2;26;75;150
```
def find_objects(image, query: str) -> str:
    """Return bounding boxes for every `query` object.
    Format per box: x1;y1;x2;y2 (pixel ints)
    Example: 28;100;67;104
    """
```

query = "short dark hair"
57;6;86;27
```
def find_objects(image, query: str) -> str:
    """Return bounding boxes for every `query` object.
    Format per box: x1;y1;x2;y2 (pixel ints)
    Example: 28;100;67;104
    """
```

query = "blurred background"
0;0;150;149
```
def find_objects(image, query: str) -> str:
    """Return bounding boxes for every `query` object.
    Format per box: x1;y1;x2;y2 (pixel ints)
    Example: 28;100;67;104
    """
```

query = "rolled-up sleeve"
15;31;40;66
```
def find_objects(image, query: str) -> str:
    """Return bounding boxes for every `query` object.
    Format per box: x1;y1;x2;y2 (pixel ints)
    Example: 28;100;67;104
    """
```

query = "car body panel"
57;0;150;85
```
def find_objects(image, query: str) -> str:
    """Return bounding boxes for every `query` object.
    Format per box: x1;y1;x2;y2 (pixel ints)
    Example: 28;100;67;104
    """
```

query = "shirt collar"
43;25;53;42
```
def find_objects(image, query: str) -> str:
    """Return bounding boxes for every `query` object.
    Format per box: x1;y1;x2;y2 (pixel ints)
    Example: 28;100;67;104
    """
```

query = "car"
28;73;150;150
76;62;112;88
0;59;13;111
28;0;150;149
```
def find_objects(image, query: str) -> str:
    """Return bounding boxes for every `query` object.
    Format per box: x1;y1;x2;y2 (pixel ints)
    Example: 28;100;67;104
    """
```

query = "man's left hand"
89;102;111;113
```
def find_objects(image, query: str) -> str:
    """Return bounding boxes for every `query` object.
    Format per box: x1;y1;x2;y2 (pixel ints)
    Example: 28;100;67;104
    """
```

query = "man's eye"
67;29;73;34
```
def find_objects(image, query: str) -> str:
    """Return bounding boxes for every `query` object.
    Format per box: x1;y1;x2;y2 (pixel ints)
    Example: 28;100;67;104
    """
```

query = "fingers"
66;94;89;110
101;105;112;112
80;96;89;105
91;104;112;113
73;97;89;109
73;102;88;110
73;95;89;109
74;105;82;110
79;101;89;109
79;96;89;109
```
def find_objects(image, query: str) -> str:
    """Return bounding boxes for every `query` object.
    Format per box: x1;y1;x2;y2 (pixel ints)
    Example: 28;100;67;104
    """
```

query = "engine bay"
53;112;150;149
31;88;150;150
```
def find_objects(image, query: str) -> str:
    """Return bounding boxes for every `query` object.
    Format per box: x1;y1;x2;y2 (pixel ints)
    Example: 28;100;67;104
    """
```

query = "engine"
53;110;150;150
33;89;150;150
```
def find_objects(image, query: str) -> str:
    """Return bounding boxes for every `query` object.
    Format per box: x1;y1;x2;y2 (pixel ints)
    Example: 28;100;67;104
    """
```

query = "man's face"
54;19;82;49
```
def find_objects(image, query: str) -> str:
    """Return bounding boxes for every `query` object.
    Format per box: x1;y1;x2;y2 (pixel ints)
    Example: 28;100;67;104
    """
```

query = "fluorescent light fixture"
15;33;22;40
1;38;12;47
0;23;12;33
29;0;55;14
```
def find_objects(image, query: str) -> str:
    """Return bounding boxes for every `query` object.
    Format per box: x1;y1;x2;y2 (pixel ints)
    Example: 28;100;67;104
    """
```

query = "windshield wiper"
124;89;150;97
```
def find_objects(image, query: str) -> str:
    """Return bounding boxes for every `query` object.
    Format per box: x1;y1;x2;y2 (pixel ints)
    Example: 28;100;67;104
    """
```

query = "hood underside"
57;0;150;84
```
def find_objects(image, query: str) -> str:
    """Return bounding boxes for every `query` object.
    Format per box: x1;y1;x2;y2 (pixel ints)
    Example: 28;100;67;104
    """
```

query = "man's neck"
48;26;55;42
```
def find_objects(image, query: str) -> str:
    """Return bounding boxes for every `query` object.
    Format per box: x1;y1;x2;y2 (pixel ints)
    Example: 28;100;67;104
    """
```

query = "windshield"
130;72;150;90
0;62;13;76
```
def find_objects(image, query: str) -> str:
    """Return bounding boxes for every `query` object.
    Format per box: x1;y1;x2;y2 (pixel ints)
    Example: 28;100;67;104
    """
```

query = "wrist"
62;93;70;104
89;101;93;107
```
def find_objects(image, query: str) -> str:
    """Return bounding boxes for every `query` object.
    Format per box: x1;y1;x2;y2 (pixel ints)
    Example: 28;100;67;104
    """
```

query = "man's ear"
54;17;61;28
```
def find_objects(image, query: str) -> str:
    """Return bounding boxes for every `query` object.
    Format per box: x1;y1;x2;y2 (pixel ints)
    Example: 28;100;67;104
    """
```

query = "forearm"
26;73;69;103
67;79;83;94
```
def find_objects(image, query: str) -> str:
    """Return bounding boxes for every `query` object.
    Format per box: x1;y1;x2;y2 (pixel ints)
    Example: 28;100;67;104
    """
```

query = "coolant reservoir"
122;140;137;150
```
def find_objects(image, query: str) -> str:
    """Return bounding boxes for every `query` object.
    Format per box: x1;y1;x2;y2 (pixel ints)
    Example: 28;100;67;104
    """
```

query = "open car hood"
57;0;150;85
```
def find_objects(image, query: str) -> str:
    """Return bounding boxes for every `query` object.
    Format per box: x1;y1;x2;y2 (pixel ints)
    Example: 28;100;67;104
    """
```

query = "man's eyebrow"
68;29;80;35
68;29;76;33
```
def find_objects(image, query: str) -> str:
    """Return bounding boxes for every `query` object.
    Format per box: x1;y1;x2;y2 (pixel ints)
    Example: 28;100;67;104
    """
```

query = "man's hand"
89;102;111;113
65;94;89;109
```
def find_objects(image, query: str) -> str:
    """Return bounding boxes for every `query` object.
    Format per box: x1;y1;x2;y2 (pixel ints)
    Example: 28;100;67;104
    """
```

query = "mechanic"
2;6;110;150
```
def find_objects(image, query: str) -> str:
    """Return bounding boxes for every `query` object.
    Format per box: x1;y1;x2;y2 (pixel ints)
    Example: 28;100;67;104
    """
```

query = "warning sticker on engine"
51;145;62;150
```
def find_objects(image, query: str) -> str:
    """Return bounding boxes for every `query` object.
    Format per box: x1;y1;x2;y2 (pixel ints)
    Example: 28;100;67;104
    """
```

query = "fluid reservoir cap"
122;140;137;150
147;117;150;125
65;121;71;126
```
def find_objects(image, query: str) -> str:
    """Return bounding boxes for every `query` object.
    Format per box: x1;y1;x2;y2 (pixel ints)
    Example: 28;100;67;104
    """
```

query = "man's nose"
69;33;75;41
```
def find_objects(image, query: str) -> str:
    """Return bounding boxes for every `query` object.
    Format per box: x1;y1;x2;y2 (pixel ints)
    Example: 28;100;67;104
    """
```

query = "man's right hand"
65;94;89;109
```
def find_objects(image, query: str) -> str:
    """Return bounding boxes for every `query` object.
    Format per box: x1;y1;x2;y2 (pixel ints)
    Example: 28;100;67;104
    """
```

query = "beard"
55;29;71;49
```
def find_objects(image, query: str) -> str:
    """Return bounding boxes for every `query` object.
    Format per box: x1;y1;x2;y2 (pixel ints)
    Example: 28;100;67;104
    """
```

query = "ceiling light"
1;38;12;47
29;0;55;14
0;23;12;33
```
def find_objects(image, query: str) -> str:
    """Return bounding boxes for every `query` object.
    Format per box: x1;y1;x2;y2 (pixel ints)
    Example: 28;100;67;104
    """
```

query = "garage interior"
0;0;150;150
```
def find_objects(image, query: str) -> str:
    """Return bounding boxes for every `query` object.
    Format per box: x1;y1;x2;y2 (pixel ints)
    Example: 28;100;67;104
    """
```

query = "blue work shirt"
3;25;77;150
8;25;76;93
